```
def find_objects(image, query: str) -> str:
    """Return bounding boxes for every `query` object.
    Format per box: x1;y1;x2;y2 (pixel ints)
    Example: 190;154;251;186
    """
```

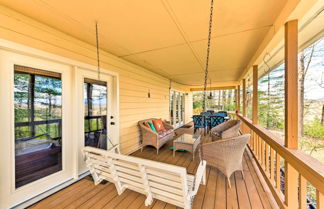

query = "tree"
297;38;324;163
222;90;226;110
193;91;203;114
322;104;324;126
258;65;285;131
298;44;315;136
218;90;221;110
227;89;232;111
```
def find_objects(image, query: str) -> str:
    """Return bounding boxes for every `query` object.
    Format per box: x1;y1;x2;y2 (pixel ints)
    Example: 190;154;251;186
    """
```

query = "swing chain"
202;0;214;111
95;22;101;81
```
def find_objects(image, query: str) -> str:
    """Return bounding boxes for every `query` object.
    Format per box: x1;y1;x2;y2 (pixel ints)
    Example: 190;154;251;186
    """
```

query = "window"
84;79;107;149
14;65;62;188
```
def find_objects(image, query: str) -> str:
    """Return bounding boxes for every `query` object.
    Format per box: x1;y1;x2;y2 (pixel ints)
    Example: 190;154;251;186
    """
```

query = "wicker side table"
173;134;201;160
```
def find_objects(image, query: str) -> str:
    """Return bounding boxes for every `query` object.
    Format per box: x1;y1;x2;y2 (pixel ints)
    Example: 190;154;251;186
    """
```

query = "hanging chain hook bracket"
263;52;271;74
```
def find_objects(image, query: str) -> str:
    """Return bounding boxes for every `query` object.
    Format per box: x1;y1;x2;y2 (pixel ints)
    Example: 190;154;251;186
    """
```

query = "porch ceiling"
0;0;287;85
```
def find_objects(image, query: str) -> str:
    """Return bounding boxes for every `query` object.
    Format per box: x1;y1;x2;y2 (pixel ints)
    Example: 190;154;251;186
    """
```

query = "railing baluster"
253;132;258;151
259;136;262;162
237;114;323;209
299;175;306;209
317;189;323;209
261;138;265;168
265;143;269;176
248;128;252;147
285;163;298;208
276;152;281;193
257;135;260;161
250;129;253;150
270;147;275;185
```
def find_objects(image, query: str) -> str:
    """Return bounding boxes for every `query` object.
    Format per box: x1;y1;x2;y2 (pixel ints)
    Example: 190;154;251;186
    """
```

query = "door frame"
169;89;186;128
0;50;74;208
74;67;119;175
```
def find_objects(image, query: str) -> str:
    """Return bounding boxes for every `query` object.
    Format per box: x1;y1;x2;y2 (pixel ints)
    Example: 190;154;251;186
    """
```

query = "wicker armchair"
138;118;175;154
199;134;250;188
210;120;241;141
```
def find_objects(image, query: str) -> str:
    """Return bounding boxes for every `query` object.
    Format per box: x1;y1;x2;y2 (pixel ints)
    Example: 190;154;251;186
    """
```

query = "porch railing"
237;114;324;209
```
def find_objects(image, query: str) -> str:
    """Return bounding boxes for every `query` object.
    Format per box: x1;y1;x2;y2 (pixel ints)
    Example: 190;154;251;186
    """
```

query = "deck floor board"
29;125;277;209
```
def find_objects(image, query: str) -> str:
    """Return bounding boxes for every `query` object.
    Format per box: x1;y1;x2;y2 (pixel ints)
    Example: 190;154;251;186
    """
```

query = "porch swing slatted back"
83;146;207;209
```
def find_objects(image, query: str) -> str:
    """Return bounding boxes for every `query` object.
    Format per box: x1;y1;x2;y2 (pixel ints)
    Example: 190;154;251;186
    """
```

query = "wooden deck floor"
29;126;277;209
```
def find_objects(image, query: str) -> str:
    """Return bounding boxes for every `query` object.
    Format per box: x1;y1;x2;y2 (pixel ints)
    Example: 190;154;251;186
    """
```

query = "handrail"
236;113;324;209
237;114;324;192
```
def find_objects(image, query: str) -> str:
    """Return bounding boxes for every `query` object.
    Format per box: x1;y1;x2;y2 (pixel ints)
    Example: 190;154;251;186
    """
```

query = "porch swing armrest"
189;160;207;197
108;144;120;154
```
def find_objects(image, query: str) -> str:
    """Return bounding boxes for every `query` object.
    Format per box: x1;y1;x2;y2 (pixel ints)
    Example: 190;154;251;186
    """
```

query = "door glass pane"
14;66;62;188
84;79;107;149
175;93;179;124
170;90;174;125
181;94;185;124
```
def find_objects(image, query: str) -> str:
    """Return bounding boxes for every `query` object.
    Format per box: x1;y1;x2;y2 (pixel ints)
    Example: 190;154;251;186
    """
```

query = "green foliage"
193;96;203;109
193;90;236;114
258;65;285;133
14;72;62;140
304;117;324;138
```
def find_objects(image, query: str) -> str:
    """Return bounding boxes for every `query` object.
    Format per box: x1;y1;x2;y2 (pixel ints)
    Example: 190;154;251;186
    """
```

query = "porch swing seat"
82;146;206;209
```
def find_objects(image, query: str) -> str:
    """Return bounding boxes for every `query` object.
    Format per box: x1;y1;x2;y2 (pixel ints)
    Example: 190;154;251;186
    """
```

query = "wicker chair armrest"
210;122;227;133
202;137;232;147
201;140;220;152
163;121;174;130
139;124;159;137
221;127;238;138
202;134;250;152
220;121;241;138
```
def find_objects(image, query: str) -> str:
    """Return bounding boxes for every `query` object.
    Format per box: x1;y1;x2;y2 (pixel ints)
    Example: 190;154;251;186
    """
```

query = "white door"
170;90;185;128
75;68;116;175
0;50;73;208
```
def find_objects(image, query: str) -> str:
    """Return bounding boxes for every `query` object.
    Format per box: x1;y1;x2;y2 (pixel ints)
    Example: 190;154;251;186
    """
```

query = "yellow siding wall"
0;5;190;154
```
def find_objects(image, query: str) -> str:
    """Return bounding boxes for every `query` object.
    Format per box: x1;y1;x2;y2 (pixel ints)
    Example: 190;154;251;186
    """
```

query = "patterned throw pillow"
147;121;157;132
152;119;166;131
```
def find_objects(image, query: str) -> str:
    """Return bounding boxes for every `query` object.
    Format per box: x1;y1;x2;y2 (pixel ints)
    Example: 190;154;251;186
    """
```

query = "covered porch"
0;0;323;209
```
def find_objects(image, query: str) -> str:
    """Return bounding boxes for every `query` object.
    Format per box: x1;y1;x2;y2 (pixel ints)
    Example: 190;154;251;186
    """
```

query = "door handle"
110;122;115;125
